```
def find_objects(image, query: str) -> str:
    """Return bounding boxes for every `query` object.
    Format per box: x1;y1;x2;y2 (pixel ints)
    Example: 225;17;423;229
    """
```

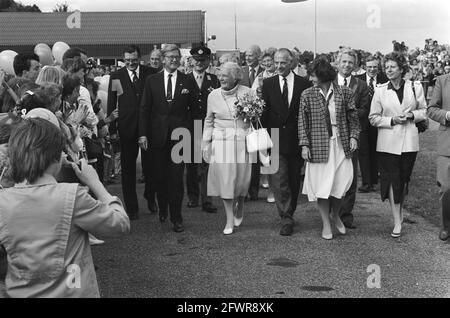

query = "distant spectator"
13;53;41;80
149;49;163;72
62;47;88;62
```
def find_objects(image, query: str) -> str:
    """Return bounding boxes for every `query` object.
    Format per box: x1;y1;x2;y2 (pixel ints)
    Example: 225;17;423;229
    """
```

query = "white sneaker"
267;195;275;203
89;235;105;246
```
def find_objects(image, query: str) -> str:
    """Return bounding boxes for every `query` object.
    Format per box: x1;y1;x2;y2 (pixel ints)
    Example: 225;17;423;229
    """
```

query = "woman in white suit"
369;52;427;238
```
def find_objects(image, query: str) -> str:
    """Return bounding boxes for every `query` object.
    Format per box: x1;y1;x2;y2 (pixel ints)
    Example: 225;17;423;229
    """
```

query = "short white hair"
161;44;180;57
219;62;243;82
246;45;262;57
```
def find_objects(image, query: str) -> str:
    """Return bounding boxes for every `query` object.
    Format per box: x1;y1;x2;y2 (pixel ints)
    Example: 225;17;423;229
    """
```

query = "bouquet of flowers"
234;92;266;123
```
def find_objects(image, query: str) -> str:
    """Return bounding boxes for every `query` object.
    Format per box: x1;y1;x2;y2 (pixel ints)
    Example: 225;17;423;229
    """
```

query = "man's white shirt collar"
127;65;140;81
366;73;377;85
338;73;352;86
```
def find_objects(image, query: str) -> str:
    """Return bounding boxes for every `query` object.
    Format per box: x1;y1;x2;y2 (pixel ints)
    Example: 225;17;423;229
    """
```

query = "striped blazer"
298;84;361;163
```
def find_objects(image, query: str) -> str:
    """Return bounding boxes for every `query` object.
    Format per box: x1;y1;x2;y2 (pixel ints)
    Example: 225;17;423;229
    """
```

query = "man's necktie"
166;73;173;101
196;74;203;89
132;71;138;84
282;77;289;107
249;68;255;86
344;78;348;87
368;77;375;98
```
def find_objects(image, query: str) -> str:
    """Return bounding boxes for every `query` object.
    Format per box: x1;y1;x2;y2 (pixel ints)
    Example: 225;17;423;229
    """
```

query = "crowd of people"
0;37;449;297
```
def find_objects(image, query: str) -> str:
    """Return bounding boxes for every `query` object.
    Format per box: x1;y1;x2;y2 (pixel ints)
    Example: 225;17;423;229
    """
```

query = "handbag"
411;81;429;133
246;119;273;153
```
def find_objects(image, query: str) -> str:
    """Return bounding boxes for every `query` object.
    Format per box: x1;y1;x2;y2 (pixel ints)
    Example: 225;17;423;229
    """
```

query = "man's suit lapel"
349;77;359;94
289;76;300;109
155;72;167;107
256;65;264;76
200;73;211;92
121;67;134;94
173;71;184;102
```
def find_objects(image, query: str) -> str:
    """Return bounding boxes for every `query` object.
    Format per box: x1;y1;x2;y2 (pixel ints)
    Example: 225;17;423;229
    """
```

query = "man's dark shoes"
280;224;293;236
439;229;450;241
173;222;184;233
358;184;372;193
202;202;217;213
128;213;139;221
147;200;158;214
344;222;357;229
138;175;145;183
187;200;199;208
159;213;167;223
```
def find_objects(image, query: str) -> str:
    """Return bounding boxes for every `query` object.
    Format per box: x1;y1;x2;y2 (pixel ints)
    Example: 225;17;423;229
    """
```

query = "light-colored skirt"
302;128;353;202
207;136;252;199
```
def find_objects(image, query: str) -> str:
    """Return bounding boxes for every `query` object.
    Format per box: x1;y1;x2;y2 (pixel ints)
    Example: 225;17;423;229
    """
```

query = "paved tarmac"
92;177;450;298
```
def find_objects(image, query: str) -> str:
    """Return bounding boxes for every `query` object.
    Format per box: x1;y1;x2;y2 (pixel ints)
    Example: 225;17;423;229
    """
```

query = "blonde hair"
337;48;358;64
35;66;66;85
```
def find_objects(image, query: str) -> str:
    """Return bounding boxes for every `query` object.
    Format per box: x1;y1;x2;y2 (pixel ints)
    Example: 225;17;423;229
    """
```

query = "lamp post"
281;0;316;58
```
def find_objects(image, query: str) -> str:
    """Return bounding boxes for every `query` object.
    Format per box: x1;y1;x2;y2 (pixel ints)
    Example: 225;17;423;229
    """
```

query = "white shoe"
261;183;269;189
89;236;105;246
332;215;346;235
321;231;333;240
322;233;333;240
223;227;234;235
267;195;275;203
233;216;243;227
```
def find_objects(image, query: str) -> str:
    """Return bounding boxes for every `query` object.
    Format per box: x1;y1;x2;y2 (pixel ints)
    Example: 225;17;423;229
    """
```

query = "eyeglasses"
165;55;181;60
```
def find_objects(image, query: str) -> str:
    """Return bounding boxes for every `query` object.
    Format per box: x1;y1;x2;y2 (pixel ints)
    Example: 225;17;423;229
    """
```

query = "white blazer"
369;80;427;155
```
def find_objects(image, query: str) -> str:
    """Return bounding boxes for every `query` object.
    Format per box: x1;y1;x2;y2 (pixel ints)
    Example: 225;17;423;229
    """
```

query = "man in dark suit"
261;48;311;236
428;73;450;241
185;45;220;213
107;45;157;220
139;44;195;233
240;44;265;200
356;56;388;193
335;49;370;229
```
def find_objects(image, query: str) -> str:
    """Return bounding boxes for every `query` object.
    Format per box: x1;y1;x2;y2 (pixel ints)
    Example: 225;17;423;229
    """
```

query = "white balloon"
98;75;110;92
52;41;70;65
0;50;18;75
34;44;53;66
96;90;108;114
35;43;51;51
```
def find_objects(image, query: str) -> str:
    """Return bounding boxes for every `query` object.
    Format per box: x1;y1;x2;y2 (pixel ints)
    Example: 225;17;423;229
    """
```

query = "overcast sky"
19;0;450;53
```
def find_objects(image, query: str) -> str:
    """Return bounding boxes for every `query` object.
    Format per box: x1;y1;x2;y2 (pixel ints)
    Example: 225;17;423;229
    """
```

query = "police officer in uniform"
186;45;220;212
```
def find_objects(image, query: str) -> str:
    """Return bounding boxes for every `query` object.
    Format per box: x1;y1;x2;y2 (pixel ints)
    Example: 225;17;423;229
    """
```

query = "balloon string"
1;78;20;105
